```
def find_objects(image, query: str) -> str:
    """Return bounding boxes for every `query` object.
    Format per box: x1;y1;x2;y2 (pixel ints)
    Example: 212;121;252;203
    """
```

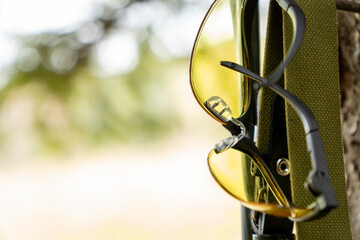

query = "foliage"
0;0;196;154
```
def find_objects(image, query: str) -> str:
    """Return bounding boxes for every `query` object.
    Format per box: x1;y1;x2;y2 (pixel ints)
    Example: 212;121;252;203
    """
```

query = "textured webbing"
282;0;352;239
256;0;283;153
259;0;352;238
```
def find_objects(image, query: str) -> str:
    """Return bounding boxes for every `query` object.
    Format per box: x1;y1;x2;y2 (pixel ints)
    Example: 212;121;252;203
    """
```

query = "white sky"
0;0;140;75
0;0;92;71
0;0;94;34
0;0;207;76
0;0;268;74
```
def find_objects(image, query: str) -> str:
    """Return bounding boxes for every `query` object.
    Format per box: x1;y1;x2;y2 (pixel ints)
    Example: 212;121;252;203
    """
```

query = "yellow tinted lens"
208;148;315;219
190;0;249;123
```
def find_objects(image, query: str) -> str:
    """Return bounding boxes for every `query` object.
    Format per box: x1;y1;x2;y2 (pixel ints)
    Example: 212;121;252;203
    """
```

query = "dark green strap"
283;0;352;239
259;0;352;238
257;0;283;153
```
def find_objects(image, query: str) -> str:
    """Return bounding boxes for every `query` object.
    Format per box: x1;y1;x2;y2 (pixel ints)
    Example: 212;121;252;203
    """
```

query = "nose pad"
204;96;233;123
214;135;240;153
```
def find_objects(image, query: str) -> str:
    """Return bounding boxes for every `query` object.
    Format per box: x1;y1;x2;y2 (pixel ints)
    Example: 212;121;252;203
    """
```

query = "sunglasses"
190;0;338;222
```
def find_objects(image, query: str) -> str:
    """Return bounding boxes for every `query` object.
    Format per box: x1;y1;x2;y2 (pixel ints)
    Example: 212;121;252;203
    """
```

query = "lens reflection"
190;0;249;124
208;148;315;219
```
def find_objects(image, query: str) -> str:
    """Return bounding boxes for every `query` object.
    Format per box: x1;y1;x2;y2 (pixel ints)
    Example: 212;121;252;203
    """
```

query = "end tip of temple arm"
305;171;338;205
304;129;338;212
220;61;235;68
220;60;265;83
304;165;338;220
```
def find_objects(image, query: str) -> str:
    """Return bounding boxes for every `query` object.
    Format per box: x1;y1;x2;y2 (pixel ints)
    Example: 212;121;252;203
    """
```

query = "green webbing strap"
259;0;352;238
282;1;352;239
257;0;283;153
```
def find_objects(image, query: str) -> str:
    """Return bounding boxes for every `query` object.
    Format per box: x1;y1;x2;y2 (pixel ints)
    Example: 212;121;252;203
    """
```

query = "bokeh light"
0;0;243;239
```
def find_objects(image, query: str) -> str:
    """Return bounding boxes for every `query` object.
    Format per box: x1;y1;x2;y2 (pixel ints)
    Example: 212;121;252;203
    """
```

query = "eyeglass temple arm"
221;61;338;220
271;84;339;218
264;0;305;86
220;0;305;86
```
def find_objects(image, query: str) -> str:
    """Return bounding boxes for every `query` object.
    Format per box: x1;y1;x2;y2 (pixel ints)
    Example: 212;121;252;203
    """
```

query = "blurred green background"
0;0;242;239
